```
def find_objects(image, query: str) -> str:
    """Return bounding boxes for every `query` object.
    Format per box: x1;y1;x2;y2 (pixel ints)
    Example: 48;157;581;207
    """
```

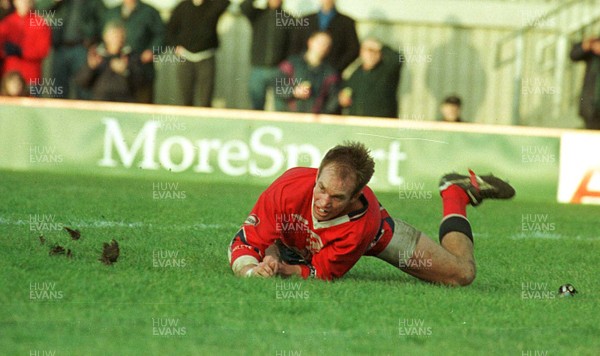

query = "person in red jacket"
228;141;515;284
0;0;51;89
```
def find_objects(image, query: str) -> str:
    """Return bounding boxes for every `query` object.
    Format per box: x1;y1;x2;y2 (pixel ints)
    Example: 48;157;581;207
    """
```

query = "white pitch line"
509;232;600;241
0;216;238;230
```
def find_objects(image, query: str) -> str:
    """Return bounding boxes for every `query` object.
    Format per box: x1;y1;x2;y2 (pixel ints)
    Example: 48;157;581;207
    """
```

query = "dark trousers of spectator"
134;62;156;104
52;45;89;99
176;57;215;107
248;66;280;110
134;83;154;104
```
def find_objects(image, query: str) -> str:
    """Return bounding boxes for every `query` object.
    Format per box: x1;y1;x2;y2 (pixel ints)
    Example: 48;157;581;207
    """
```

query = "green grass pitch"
1;169;599;355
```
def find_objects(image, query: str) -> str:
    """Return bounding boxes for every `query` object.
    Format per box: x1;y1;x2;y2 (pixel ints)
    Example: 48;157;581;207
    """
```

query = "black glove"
4;42;23;58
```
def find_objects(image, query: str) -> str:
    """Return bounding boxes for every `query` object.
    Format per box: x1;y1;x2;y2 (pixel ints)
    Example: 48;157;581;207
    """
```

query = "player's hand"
262;255;279;275
252;260;277;277
277;262;302;278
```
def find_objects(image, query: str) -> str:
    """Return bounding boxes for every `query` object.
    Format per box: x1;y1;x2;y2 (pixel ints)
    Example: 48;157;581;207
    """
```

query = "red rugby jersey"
239;167;385;280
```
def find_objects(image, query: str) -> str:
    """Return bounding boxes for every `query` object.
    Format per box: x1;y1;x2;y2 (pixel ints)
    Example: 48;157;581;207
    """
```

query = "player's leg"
404;176;478;285
402;230;476;286
369;217;475;286
371;170;514;286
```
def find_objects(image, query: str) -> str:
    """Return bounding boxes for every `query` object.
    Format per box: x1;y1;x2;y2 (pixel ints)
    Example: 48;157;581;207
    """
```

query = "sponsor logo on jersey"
306;231;323;255
244;214;260;226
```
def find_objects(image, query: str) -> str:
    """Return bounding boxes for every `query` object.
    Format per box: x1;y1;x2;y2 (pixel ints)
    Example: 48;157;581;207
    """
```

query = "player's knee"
453;264;476;286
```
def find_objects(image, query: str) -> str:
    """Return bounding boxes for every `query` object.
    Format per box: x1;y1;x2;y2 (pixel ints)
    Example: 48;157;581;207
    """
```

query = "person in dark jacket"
75;21;143;102
39;0;106;99
103;0;164;103
275;31;340;114
570;37;600;130
166;0;229;107
241;0;292;110
289;0;359;73
339;38;401;118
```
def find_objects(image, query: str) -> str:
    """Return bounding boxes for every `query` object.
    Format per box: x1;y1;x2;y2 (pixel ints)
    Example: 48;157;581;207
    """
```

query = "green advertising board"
0;100;560;201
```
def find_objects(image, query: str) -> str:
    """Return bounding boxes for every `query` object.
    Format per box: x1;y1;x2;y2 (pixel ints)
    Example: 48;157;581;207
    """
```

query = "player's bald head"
318;141;375;196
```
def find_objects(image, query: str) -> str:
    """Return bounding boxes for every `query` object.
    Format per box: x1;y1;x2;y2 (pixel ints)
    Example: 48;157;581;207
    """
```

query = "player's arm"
229;186;284;278
230;222;281;277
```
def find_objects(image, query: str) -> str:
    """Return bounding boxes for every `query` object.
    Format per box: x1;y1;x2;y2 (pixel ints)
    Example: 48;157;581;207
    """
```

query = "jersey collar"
312;194;369;229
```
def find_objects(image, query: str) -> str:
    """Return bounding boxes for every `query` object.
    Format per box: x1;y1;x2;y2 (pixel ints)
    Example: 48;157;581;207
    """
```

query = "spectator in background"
166;0;229;107
74;21;143;103
0;70;28;96
0;0;51;87
338;38;401;118
0;0;12;75
439;95;464;123
41;0;106;99
275;31;339;114
104;0;164;103
570;37;600;130
0;0;13;20
241;0;291;110
290;0;359;74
